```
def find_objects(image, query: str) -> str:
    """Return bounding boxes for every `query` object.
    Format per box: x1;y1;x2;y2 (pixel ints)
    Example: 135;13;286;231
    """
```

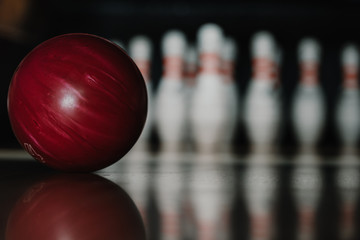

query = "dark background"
1;0;360;152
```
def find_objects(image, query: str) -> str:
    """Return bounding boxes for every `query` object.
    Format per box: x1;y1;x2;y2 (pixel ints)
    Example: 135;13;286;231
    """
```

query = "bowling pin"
243;31;280;153
183;45;198;150
292;153;322;240
128;35;153;151
221;37;239;152
243;153;278;240
190;23;228;153
336;154;360;240
292;38;325;152
155;30;187;152
336;44;360;154
184;45;198;88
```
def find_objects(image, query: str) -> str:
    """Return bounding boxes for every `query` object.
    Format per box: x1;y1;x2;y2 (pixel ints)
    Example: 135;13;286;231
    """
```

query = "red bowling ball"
6;174;146;240
7;33;147;172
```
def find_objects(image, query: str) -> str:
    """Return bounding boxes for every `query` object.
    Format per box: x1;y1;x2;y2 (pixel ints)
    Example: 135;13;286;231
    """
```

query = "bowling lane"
1;150;359;240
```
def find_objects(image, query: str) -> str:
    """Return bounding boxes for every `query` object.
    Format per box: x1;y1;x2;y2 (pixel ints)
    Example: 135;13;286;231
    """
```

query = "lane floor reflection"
1;151;360;240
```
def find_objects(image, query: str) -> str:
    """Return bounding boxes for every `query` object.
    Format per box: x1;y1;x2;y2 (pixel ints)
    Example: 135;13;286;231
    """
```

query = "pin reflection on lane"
97;151;153;237
153;151;185;240
6;173;146;240
189;153;235;240
243;153;279;240
336;154;360;240
291;153;323;240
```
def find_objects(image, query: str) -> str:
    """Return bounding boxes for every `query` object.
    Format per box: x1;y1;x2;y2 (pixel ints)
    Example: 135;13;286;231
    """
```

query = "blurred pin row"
112;23;360;154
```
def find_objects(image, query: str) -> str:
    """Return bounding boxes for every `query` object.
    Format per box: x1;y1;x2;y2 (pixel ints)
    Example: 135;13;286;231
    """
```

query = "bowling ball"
6;174;146;240
7;33;147;172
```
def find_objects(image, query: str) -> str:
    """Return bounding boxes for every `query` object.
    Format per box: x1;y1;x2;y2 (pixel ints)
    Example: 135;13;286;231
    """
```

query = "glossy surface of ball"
6;174;146;240
8;33;147;171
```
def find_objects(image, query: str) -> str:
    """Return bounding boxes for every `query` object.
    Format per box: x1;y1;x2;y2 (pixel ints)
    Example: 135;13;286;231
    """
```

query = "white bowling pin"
221;37;239;151
184;44;198;87
183;45;198;150
155;30;187;152
292;38;325;151
243;31;280;153
129;35;153;151
336;44;360;153
190;23;227;153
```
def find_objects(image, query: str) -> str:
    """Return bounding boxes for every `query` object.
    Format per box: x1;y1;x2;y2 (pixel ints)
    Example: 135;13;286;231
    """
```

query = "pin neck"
134;59;151;82
184;62;197;86
250;213;273;239
343;65;358;89
162;56;184;80
222;60;235;83
252;58;276;81
198;222;215;240
299;209;316;233
198;52;222;75
161;212;180;236
300;62;319;85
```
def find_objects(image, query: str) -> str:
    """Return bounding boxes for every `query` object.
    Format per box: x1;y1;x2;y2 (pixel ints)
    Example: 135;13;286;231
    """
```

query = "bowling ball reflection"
6;173;146;240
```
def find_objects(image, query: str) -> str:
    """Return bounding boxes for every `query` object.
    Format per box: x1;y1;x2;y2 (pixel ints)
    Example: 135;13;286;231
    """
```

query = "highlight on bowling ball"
5;174;146;240
7;33;148;172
